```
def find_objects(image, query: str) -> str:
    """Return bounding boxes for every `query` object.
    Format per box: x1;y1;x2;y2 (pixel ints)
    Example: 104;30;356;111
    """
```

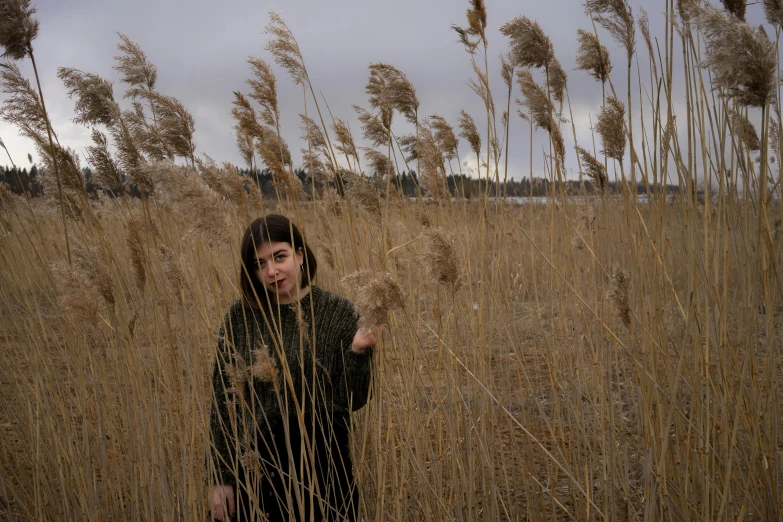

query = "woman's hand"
352;325;383;353
209;484;235;521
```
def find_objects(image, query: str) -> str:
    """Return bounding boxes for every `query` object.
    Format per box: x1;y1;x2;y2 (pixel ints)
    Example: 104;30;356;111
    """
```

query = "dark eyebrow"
272;249;287;257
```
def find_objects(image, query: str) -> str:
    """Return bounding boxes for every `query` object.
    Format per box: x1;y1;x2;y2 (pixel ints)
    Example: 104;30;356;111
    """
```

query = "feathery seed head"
57;68;118;127
638;9;657;77
250;342;278;384
343;171;381;221
500;54;514;89
763;0;783;27
366;63;419;126
548;58;567;104
465;0;488;39
332;118;359;164
429;115;459;161
247;57;279;128
51;261;102;328
354;105;390;148
608;267;631;328
341;270;405;329
0;0;38;60
731;109;760;151
575;29;612;84
458;110;481;157
114;33;157;95
73;241;115;308
363;148;394;178
585;0;635;62
690;2;777;108
86;129;123;192
299;114;327;152
500;16;553;69
516;70;565;162
597;96;626;160
158;245;184;296
265;12;307;86
576;146;608;192
721;0;746;21
420;228;460;288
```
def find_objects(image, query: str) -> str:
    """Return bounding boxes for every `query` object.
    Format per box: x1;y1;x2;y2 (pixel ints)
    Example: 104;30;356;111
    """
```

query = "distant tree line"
1;164;679;201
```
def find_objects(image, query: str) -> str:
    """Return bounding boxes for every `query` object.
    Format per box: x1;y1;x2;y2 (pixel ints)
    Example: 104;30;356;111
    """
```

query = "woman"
209;214;377;522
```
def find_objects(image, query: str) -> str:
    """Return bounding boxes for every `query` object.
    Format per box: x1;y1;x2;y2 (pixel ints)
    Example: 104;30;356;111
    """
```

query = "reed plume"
247;57;279;128
689;2;777;108
596;96;626;161
500;16;553;70
250;342;278;384
299;114;327;152
638;8;657;77
763;0;783;27
342;171;381;221
584;0;635;63
256;125;292;171
341;270;405;329
430;115;459;163
158;245;184;296
123;101;168;161
576;146;608;192
721;0;746;21
458;110;481;160
770;116;782;166
548;58;567;105
732;108;761;151
608;267;631;328
0;61;49;147
265;12;307;86
73;241;115;308
516;69;565;163
57;68;118;127
231;91;263;140
50;261;102;328
235;125;255;169
0;0;38;61
86;129;123;192
575;29;612;84
301;149;329;183
332;118;360;166
366;63;419;126
144;92;196;165
363;148;394;178
354;105;390;148
413;123;450;200
420;228;460;288
114;33;157;98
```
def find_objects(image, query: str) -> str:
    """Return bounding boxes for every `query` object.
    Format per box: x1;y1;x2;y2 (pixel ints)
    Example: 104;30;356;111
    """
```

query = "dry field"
1;0;783;520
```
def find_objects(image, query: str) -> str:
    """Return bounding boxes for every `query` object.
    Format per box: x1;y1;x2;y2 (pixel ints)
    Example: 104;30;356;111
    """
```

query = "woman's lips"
270;278;285;288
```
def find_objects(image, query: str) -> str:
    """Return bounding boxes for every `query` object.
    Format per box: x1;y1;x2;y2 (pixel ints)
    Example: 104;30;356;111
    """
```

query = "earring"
300;263;304;275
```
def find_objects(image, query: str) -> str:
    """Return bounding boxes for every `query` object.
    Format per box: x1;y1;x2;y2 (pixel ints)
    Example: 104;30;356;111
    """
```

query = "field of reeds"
1;0;783;520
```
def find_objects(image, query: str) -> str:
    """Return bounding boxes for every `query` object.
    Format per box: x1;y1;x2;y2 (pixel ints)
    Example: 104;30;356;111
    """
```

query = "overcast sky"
0;0;774;181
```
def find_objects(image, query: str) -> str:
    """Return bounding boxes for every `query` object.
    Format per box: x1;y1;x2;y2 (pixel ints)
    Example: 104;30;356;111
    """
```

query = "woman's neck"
273;284;311;305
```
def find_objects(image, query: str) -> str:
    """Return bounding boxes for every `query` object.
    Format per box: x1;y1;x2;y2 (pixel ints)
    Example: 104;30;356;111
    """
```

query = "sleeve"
333;301;374;412
208;312;242;486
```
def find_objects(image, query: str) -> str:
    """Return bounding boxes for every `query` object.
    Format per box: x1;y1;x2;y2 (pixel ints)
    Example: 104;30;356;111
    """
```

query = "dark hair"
239;214;317;307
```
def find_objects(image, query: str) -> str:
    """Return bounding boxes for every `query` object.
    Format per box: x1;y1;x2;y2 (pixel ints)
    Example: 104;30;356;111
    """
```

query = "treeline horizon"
0;164;684;201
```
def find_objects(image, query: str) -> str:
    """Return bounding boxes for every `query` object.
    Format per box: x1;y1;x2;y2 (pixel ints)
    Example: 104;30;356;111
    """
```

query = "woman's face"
254;241;304;302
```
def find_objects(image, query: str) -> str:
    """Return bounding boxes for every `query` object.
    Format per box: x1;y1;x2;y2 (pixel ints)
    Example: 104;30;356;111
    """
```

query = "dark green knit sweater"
209;285;373;485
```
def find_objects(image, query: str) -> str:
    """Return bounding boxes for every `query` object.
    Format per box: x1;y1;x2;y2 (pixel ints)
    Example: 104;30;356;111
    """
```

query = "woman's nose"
266;262;276;278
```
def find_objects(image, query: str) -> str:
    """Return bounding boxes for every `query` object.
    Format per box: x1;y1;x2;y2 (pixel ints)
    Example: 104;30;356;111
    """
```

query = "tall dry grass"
1;0;782;520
